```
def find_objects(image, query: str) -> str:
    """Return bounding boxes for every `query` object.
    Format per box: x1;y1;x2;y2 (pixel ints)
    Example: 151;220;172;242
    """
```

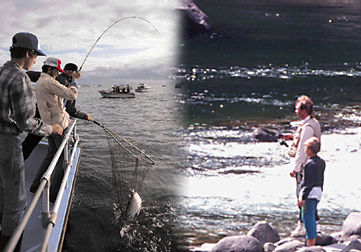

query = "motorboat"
5;120;81;252
99;85;135;98
135;83;151;92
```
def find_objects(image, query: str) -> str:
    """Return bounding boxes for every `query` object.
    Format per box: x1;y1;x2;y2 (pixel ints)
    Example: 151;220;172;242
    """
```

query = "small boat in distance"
99;85;135;98
135;83;151;92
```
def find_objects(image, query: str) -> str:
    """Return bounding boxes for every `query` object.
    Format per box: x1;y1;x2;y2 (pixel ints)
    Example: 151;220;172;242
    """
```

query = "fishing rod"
93;120;155;165
79;16;159;71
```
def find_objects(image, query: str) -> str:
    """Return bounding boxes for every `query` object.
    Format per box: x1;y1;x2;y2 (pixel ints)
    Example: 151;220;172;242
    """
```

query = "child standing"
298;137;325;246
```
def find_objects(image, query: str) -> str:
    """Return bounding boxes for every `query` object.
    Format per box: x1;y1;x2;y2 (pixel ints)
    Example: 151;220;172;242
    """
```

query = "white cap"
43;57;64;72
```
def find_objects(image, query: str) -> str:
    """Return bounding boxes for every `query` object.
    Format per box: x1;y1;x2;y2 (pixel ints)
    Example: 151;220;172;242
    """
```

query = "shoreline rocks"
192;212;361;252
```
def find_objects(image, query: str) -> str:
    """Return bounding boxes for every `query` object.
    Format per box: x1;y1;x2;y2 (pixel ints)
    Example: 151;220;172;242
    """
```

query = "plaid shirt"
0;61;52;136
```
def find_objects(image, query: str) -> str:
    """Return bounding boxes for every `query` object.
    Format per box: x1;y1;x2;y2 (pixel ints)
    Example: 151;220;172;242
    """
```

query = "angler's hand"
86;114;93;121
290;170;297;178
51;124;63;135
72;71;82;80
282;134;294;141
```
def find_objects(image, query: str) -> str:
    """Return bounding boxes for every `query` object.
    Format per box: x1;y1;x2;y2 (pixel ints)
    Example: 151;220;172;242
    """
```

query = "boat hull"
99;90;135;98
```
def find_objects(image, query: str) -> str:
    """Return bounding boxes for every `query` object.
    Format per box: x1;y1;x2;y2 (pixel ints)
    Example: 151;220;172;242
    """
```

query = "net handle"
93;120;155;165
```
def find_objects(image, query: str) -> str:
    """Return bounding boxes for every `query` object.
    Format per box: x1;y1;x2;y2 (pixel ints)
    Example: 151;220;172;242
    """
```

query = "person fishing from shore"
282;95;321;237
29;57;78;202
0;32;63;251
22;63;93;160
298;137;325;246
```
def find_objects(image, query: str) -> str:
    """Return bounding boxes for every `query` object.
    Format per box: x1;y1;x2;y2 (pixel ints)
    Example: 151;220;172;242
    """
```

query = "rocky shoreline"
192;212;361;252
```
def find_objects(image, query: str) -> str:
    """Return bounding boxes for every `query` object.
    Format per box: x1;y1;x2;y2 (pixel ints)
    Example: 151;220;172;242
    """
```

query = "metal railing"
5;120;79;252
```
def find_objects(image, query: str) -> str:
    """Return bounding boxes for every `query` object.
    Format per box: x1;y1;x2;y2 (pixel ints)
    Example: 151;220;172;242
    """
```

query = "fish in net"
94;121;154;222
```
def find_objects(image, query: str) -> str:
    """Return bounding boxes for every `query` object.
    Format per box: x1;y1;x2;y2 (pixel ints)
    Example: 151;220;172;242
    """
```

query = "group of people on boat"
113;84;130;94
0;32;93;251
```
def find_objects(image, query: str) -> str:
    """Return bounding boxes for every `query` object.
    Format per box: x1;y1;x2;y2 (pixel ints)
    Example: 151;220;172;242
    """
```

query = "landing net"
96;121;154;217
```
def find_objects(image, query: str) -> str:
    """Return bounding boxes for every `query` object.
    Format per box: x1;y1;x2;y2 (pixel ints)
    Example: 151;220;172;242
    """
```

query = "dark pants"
30;128;68;202
22;133;43;161
22;105;43;161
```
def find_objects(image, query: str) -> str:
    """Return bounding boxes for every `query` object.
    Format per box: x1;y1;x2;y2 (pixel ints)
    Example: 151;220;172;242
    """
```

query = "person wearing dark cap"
57;63;93;121
0;32;63;251
29;57;78;202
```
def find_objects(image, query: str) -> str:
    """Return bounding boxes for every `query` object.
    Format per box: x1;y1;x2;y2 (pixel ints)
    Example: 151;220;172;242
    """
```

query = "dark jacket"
56;73;88;120
299;155;326;200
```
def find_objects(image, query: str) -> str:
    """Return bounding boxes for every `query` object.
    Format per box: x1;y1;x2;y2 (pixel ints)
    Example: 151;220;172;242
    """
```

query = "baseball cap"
64;63;78;72
12;32;46;56
43;57;64;72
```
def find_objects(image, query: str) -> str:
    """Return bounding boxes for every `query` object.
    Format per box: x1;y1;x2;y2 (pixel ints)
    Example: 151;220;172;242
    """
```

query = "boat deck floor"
19;141;81;252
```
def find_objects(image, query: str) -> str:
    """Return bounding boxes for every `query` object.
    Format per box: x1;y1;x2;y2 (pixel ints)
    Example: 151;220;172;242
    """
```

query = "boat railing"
5;120;80;252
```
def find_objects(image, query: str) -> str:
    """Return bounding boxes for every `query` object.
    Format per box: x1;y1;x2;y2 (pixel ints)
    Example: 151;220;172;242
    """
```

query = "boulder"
211;235;264;252
341;239;361;252
274;240;304;252
296;246;326;252
264;242;277;252
275;238;297;247
316;233;338;246
248;222;280;245
342;212;361;237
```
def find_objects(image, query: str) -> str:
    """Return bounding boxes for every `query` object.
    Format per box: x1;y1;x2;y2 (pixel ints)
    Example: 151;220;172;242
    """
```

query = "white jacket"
36;73;77;129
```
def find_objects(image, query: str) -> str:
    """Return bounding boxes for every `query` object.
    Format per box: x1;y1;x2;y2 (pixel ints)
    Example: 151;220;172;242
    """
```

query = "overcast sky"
0;0;179;84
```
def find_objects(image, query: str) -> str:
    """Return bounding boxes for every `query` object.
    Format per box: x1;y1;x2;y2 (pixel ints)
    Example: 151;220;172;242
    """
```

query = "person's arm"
292;126;314;173
10;74;53;136
49;79;78;100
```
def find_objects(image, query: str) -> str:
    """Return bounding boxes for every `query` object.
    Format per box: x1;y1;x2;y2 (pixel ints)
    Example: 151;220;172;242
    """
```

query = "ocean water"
63;81;184;251
175;0;361;248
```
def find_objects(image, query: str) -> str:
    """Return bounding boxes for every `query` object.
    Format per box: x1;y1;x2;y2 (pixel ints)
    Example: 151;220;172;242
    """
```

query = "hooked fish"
124;190;142;220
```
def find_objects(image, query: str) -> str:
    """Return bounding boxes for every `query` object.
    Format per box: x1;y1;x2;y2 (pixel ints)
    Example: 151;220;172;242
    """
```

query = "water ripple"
172;63;361;81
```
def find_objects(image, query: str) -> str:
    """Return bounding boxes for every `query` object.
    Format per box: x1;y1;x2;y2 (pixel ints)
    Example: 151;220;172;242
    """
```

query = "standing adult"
283;95;321;237
29;57;78;203
22;63;92;160
0;32;62;251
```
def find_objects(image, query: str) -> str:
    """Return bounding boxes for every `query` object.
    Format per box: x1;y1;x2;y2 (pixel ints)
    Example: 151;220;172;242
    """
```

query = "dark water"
175;0;361;248
63;81;184;251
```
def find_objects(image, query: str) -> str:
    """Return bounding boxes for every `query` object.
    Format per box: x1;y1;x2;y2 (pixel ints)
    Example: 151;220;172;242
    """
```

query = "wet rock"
341;239;361;252
264;242;277;252
296;246;326;252
316;233;338;246
211;235;263;252
342;212;361;237
274;240;304;252
253;128;280;142
275;237;297;247
248;221;280;245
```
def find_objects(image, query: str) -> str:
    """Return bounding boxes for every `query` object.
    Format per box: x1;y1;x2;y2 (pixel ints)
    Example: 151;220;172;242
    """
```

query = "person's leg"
303;199;318;246
22;133;43;161
0;134;26;250
291;173;306;237
49;130;67;202
30;135;57;192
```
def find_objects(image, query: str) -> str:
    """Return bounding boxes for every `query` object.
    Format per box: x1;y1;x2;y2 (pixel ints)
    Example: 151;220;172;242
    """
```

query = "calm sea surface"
175;0;361;249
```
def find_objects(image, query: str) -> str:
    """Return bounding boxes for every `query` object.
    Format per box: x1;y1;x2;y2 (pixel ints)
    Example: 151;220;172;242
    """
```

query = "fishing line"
79;16;159;71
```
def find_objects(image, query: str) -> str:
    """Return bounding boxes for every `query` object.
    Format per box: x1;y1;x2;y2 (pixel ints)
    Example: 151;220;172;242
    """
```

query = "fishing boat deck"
16;137;81;251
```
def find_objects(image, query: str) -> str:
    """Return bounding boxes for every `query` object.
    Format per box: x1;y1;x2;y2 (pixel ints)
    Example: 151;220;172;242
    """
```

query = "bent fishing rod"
79;16;159;71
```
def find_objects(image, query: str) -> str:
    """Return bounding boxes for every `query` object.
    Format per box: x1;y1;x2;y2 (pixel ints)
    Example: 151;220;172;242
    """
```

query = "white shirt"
293;116;314;173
